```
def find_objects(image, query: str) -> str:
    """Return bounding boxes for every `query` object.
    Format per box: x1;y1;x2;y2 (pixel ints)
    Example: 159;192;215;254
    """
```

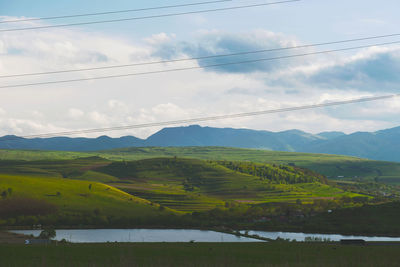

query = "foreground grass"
1;242;400;267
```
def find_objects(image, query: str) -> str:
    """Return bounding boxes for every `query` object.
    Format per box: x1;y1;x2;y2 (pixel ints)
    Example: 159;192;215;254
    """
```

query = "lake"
241;230;400;242
11;229;400;243
11;229;262;243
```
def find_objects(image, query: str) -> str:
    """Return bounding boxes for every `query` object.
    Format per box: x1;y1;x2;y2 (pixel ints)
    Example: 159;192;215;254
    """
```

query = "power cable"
1;40;399;89
1;93;398;139
0;0;233;24
0;0;301;32
1;33;400;79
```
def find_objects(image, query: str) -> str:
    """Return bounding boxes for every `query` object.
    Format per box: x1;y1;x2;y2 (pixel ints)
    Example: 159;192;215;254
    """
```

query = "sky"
0;0;400;138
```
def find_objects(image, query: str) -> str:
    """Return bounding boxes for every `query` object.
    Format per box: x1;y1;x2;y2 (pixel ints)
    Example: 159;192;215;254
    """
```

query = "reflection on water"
11;229;263;243
242;230;400;242
12;229;400;243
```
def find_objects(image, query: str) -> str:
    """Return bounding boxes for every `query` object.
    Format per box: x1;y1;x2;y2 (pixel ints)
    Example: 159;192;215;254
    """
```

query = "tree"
88;184;92;190
7;188;12;196
94;208;101;216
1;191;7;199
39;228;56;239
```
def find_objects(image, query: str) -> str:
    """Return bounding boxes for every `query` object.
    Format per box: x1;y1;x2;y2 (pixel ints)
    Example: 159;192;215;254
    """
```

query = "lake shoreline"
8;228;400;243
4;225;400;239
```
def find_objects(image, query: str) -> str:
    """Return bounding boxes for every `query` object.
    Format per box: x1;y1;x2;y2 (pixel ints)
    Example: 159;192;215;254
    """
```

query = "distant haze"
1;1;400;138
1;124;400;162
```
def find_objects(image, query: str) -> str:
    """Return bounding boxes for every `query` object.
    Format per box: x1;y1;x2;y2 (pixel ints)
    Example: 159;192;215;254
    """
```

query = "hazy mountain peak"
1;125;400;162
317;131;346;140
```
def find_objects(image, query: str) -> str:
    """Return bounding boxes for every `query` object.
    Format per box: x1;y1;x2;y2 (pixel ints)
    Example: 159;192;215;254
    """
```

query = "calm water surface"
11;229;400;243
12;229;262;243
242;230;400;242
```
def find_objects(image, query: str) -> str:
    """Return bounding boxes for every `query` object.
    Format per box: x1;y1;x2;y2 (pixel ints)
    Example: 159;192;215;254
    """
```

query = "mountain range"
1;125;399;162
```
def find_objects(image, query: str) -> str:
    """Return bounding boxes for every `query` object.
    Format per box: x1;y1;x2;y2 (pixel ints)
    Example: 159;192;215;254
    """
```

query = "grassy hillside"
0;151;397;233
0;157;111;179
101;147;400;184
0;173;173;226
94;158;360;212
216;161;327;184
1;147;400;184
0;156;360;213
0;149;88;161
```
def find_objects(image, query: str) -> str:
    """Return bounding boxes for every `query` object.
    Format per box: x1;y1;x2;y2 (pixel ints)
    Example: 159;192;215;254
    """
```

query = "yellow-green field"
0;174;172;223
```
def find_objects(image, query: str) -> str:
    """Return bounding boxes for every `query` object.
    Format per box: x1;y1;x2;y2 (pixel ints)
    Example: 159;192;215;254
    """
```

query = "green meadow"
1;146;400;184
0;172;173;227
0;174;154;213
0;157;360;214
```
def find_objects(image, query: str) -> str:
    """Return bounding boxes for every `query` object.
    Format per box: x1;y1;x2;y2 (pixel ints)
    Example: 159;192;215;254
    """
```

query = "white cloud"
0;118;65;136
108;100;129;113
68;108;84;119
88;111;111;125
0;40;5;54
151;29;304;73
31;111;44;120
144;33;176;45
0;17;399;138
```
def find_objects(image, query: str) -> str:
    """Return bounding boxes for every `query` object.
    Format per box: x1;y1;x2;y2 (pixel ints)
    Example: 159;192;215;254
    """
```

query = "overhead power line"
0;0;300;32
1;40;399;89
1;93;399;140
1;33;400;79
0;0;233;24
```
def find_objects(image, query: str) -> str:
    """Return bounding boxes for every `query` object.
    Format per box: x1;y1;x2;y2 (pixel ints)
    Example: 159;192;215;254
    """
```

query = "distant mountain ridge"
1;125;399;162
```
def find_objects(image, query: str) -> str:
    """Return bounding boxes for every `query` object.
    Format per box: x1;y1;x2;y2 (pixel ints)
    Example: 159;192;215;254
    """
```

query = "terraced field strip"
114;184;224;212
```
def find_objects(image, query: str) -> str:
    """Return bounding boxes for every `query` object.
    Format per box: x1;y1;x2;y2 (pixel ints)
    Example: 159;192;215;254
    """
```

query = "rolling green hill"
0;173;173;226
0;156;360;213
0;157;111;179
96;157;351;209
1;147;400;184
0;149;396;233
102;147;400;184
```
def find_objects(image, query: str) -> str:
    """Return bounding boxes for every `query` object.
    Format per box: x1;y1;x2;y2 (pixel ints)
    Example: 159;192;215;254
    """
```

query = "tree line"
216;161;327;184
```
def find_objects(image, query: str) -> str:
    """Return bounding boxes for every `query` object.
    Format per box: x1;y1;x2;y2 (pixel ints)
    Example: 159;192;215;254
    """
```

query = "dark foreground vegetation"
1;242;400;267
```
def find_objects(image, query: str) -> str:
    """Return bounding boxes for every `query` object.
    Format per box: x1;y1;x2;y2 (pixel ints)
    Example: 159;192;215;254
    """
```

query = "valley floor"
1;242;400;266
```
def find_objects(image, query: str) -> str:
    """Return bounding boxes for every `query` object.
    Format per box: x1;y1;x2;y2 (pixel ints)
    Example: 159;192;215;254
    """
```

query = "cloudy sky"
1;0;400;138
